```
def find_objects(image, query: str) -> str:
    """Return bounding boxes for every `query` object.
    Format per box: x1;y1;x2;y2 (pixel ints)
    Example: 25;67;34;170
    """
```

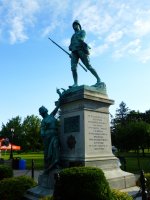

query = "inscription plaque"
64;115;80;133
86;111;111;154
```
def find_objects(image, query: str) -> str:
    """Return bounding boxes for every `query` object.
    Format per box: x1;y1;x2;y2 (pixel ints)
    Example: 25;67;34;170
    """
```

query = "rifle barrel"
48;37;87;72
49;38;70;56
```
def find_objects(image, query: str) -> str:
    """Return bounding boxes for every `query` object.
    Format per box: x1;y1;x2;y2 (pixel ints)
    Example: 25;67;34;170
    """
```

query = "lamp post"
10;128;14;159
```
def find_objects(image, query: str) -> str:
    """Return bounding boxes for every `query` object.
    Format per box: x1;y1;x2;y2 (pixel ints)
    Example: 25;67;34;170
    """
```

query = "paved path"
13;169;43;182
121;186;142;200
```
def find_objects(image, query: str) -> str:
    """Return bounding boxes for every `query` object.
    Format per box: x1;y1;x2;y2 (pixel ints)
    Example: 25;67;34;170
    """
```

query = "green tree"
143;110;150;123
22;115;41;151
111;101;129;147
0;115;42;152
0;116;23;146
126;110;142;122
111;102;150;153
122;121;149;152
112;113;150;153
115;101;130;125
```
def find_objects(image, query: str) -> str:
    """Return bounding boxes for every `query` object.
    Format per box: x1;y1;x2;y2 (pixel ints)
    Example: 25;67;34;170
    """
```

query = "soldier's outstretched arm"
50;89;62;117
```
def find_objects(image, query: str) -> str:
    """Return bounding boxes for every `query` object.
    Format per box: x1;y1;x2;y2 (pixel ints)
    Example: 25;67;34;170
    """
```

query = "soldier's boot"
89;68;101;85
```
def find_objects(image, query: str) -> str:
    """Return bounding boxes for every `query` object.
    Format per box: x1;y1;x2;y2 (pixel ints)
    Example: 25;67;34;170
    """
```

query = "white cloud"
70;0;150;63
9;16;28;44
41;0;70;36
72;1;114;36
133;19;150;37
42;21;59;37
106;31;124;43
62;38;70;47
89;41;109;57
1;0;150;64
0;29;2;42
113;39;141;59
138;48;150;63
0;0;39;43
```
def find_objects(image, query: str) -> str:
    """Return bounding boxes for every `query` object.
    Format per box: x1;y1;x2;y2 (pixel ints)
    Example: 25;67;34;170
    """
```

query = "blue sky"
0;0;150;126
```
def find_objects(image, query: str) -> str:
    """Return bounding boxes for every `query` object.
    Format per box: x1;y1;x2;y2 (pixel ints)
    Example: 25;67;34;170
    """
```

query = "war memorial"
24;20;138;199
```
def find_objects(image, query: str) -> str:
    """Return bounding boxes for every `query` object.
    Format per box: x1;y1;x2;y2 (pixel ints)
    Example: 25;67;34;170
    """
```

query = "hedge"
111;189;133;200
0;175;37;200
53;166;112;200
0;165;13;180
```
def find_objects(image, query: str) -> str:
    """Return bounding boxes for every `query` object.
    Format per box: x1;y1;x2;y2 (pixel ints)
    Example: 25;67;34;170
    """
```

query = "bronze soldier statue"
69;20;101;87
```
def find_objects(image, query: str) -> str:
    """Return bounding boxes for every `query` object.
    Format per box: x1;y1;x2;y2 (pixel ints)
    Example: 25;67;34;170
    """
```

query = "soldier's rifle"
48;37;87;72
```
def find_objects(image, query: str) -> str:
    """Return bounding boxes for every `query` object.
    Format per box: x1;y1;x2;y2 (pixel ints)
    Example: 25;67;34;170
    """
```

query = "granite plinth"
59;85;138;189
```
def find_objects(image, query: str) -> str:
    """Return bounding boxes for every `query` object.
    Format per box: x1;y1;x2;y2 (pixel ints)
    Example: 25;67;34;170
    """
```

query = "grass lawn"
1;150;150;173
0;151;44;169
116;150;150;174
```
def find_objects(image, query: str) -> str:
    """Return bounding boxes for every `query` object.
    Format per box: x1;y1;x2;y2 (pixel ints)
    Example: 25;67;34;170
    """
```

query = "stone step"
120;186;142;200
23;193;39;200
104;168;139;189
24;186;142;200
24;186;53;200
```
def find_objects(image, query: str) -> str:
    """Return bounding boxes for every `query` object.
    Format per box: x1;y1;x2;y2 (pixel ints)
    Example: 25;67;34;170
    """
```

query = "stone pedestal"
59;85;137;189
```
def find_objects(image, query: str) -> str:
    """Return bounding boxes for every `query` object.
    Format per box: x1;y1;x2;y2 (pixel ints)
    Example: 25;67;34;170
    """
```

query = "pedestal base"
24;169;59;200
105;168;138;189
61;156;138;190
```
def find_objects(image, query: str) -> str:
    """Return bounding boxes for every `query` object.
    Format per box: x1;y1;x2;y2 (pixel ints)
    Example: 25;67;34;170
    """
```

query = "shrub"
53;166;112;200
0;165;13;180
40;196;53;200
111;189;133;200
145;173;150;192
0;158;4;164
40;190;133;200
0;175;37;200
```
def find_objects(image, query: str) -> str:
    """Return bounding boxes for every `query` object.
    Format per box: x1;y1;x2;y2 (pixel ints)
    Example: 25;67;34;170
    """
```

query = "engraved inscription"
86;112;110;153
64;115;80;133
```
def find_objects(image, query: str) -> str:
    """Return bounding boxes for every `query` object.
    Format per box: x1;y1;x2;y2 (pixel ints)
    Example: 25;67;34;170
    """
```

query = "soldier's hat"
72;20;82;30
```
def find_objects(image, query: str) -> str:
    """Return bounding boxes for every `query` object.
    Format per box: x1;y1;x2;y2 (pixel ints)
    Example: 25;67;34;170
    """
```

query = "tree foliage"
111;102;150;153
0;116;22;146
22;115;41;151
115;101;130;125
0;115;42;152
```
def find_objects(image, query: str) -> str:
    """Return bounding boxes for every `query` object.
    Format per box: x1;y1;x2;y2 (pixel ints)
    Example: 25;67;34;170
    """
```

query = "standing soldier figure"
69;20;101;87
